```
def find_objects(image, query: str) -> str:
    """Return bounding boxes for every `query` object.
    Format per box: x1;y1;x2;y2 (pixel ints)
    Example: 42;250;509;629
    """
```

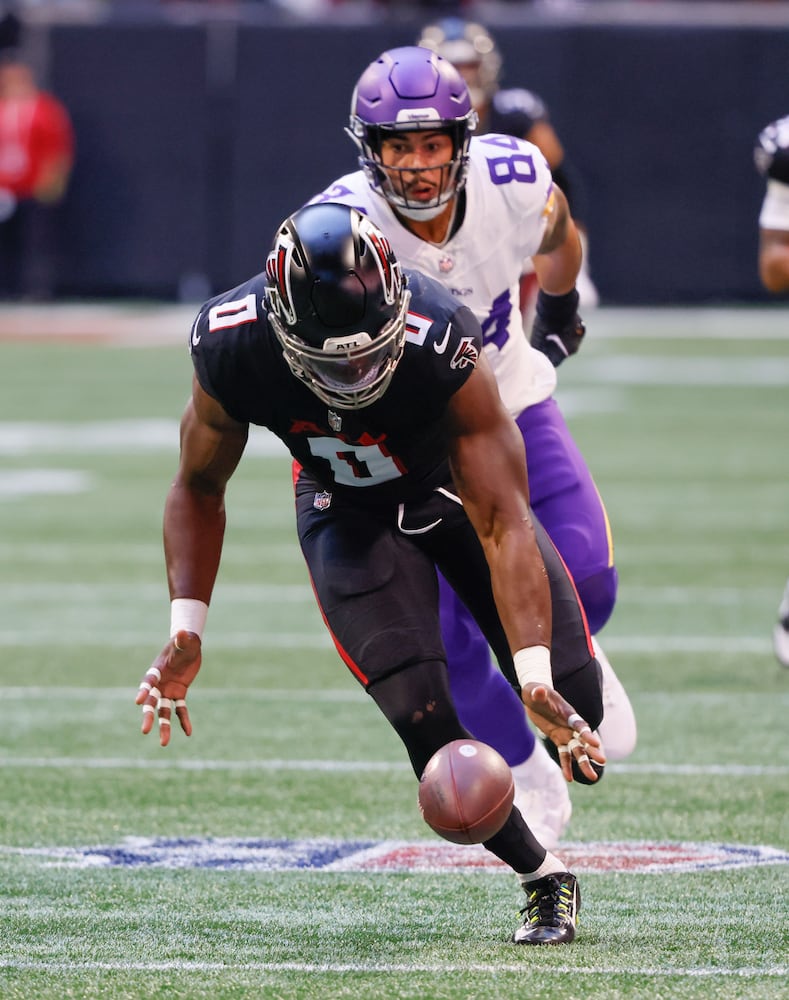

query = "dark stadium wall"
44;19;787;304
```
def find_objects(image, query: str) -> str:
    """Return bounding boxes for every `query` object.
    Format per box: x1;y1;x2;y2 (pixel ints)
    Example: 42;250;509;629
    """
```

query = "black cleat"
512;871;580;945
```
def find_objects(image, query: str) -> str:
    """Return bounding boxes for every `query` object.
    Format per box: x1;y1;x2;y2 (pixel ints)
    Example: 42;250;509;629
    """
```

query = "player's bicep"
445;357;531;533
535;184;571;255
178;376;249;493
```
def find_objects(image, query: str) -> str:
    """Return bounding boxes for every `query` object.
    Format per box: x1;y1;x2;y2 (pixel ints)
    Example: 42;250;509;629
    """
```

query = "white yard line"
0;420;287;457
0;958;785;976
1;303;788;343
0;631;776;653
0;756;784;776
0;582;779;603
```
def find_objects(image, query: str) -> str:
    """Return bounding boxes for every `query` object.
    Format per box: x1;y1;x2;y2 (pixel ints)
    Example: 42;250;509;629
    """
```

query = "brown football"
417;739;515;845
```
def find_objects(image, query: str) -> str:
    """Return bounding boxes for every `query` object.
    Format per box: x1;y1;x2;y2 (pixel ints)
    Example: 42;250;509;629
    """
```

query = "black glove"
754;116;789;184
530;288;585;367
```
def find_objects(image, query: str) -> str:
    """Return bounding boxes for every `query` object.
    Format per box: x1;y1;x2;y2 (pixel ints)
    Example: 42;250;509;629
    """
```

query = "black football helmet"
265;203;410;410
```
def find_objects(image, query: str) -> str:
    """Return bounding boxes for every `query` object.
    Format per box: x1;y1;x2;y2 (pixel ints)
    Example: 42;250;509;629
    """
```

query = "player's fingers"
567;712;597;742
567;731;606;782
135;666;162;705
576;750;602;782
139;685;161;735
556;743;573;782
140;703;156;735
527;683;550;706
174;699;191;737
158;697;173;747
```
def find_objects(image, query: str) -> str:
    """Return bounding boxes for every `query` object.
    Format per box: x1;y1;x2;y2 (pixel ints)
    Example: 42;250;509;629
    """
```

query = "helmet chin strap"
395;201;450;222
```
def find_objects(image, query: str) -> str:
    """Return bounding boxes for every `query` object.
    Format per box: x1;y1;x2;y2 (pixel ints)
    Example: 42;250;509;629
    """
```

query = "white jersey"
310;134;558;415
759;178;789;231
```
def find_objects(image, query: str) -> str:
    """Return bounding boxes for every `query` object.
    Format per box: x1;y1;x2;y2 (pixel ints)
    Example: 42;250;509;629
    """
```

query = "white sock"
517;852;566;886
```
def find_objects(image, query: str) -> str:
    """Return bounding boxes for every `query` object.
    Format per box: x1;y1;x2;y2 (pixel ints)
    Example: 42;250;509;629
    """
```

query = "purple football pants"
441;396;617;765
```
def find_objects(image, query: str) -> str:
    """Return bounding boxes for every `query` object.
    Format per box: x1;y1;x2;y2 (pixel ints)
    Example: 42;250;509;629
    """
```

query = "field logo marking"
5;837;788;873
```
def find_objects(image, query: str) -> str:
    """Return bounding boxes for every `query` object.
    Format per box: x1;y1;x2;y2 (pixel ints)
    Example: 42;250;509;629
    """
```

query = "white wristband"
513;646;552;689
170;598;208;640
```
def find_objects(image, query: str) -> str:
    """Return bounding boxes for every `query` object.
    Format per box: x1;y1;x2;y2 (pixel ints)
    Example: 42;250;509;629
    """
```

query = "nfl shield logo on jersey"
313;491;332;511
438;256;454;274
328;410;343;432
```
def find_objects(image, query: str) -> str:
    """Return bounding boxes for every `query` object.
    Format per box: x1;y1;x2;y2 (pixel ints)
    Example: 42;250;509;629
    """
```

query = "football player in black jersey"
135;202;605;945
755;114;789;295
754;114;789;667
416;16;599;311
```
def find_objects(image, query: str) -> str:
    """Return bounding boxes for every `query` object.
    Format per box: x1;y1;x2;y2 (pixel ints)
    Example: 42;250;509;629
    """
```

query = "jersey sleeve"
188;275;274;425
305;172;373;218
759;179;789;231
473;134;555;261
400;270;483;397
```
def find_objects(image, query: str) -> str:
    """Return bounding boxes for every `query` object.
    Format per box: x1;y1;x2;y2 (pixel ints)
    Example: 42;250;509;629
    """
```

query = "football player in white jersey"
310;46;637;849
754;114;789;667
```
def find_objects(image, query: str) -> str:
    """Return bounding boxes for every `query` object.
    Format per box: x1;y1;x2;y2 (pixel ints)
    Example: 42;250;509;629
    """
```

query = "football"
417;739;515;845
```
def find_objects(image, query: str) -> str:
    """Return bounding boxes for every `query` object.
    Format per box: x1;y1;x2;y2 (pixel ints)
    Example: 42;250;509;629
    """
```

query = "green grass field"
1;305;788;999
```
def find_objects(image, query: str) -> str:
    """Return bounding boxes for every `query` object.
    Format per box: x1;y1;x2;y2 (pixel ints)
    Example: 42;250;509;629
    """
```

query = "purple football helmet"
347;45;478;219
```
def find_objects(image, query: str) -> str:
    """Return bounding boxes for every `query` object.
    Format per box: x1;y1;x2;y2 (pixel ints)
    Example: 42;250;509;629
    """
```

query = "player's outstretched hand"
135;630;202;747
520;682;605;782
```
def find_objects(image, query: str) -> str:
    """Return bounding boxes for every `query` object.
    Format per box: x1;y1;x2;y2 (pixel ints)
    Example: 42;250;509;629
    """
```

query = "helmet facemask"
268;291;410;410
347;117;476;221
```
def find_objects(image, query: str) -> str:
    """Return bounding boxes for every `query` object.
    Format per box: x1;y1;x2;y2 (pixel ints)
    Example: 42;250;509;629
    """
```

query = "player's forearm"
532;227;581;295
163;477;226;605
486;527;553;655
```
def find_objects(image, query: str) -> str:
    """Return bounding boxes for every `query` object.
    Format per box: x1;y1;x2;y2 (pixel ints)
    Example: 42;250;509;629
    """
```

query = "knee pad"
577;565;618;635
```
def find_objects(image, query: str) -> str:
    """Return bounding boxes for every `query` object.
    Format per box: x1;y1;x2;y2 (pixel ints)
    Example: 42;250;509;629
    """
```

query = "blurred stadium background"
4;0;789;304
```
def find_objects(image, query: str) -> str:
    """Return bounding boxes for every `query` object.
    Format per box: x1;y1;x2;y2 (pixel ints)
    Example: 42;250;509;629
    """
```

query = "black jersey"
189;268;483;508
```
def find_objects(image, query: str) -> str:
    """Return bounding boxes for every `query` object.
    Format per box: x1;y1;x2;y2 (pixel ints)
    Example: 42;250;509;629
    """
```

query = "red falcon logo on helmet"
358;216;400;306
265;236;298;325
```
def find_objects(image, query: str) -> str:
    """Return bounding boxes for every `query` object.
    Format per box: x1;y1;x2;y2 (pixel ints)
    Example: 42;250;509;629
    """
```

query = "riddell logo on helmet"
397;108;440;123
